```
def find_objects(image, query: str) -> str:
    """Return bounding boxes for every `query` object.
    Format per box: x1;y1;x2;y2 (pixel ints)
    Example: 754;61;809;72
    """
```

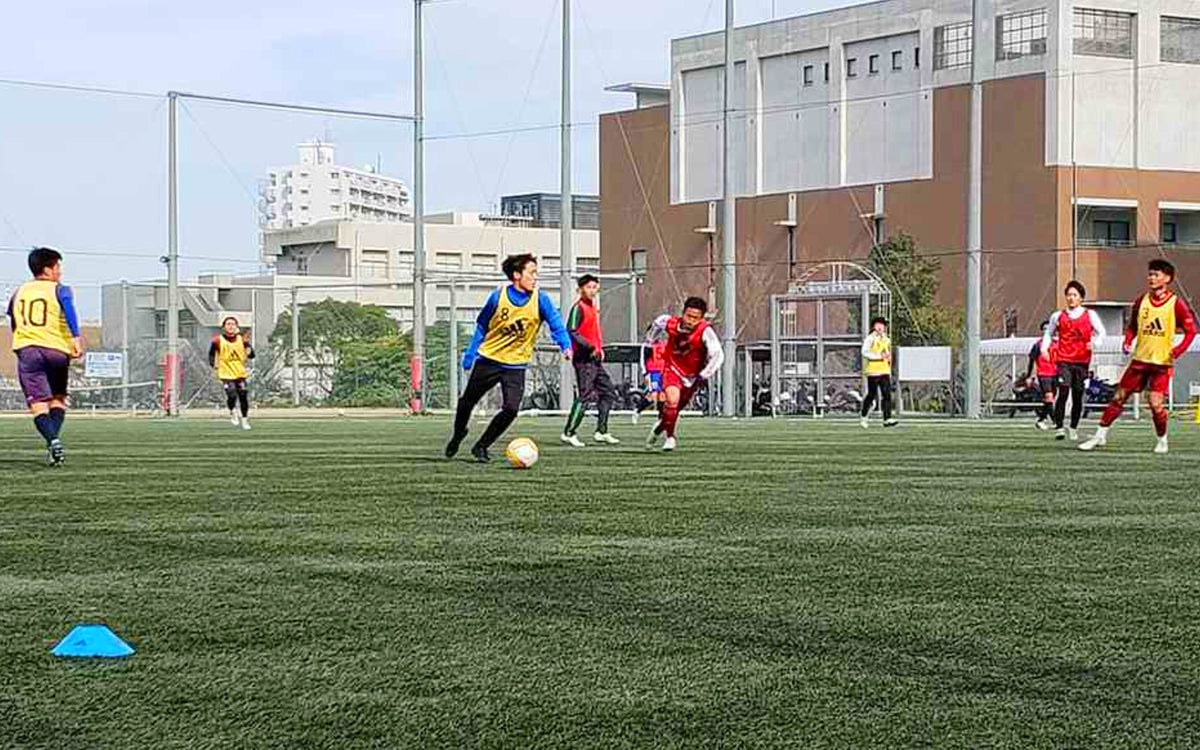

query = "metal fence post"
121;280;130;410
449;280;459;405
290;286;300;406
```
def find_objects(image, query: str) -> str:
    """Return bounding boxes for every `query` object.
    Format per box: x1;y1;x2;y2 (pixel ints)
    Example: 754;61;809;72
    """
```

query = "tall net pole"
965;0;983;417
167;91;181;417
559;0;575;412
411;0;427;415
720;0;738;417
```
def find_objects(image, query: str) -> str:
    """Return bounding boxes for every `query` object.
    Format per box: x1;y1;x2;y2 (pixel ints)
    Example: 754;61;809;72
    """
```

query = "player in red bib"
635;338;666;424
643;297;725;451
1041;280;1106;441
1080;260;1196;454
1023;321;1057;430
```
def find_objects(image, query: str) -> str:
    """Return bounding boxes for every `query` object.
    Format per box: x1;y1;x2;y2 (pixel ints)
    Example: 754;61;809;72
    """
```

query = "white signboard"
85;351;124;379
897;346;952;382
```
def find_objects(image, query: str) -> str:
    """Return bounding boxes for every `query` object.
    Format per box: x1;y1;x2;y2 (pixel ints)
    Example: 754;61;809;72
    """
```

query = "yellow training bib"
864;333;892;376
216;336;249;381
478;286;541;366
11;280;73;355
1133;293;1176;366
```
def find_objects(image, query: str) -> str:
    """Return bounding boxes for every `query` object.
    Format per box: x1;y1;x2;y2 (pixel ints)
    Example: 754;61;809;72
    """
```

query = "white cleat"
1078;434;1106;451
230;411;240;426
645;423;661;450
594;432;620;445
1154;437;1169;454
241;417;252;431
1055;428;1066;441
1068;428;1079;442
560;433;586;448
1036;419;1051;431
860;417;869;429
631;412;640;425
662;436;677;452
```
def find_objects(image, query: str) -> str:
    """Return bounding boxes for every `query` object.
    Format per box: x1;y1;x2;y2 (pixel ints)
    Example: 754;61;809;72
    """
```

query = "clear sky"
0;0;846;316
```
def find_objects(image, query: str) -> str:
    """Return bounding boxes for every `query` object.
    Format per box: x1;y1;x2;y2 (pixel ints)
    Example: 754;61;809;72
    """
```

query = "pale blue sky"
0;0;844;315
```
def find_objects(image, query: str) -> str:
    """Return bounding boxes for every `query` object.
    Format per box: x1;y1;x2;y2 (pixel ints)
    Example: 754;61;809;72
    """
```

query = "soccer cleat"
1078;434;1107;452
230;411;240;426
1068;428;1079;442
594;432;620;445
241;417;251;431
470;444;492;463
1154;437;1169;454
645;423;661;450
560;433;586;448
1036;419;1051;431
883;419;899;428
47;439;65;467
860;417;869;429
662;437;677;452
1055;428;1066;441
631;412;640;425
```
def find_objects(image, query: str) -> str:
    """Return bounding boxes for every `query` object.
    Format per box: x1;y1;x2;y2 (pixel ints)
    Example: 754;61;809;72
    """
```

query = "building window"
436;253;462;270
1074;8;1134;59
846;57;858;77
630;248;648;275
1162;16;1200;64
891;50;903;70
472;254;495;271
997;9;1048;60
1094;220;1131;245
1163;222;1178;244
914;46;920;68
868;54;880;74
295;257;309;275
803;65;814;86
330;172;340;179
934;21;973;70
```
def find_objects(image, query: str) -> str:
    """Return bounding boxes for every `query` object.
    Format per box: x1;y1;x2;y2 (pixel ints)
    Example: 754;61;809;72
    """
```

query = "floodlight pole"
964;0;983;418
167;91;181;417
559;0;575;411
720;0;738;417
411;0;427;415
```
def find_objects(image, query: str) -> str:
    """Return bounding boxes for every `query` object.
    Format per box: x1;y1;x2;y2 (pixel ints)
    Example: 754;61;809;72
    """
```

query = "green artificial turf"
3;415;1200;748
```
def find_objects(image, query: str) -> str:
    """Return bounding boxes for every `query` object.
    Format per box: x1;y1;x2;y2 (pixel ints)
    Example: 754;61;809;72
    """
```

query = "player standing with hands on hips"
7;247;83;466
561;274;619;447
446;254;572;463
860;316;898;428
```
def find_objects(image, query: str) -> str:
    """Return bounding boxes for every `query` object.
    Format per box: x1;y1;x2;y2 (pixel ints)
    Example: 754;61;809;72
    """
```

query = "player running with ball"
643;296;724;451
1079;260;1195;454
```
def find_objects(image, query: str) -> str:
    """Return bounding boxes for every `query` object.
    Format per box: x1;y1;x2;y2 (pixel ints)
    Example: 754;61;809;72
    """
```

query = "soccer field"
4;415;1200;748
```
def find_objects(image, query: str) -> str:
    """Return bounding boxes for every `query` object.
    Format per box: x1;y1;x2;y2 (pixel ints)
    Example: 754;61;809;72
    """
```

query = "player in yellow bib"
6;247;83;466
860;316;898;428
1080;259;1197;454
445;253;572;463
208;316;255;430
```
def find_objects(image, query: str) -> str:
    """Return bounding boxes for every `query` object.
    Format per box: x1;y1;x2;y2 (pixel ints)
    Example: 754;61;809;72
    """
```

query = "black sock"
238;391;250;418
34;414;57;445
476;409;518;451
49;407;65;434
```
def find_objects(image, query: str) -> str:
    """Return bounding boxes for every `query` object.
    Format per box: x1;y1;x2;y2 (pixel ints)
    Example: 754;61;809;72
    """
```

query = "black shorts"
1056;362;1089;390
573;359;613;403
1037;376;1057;395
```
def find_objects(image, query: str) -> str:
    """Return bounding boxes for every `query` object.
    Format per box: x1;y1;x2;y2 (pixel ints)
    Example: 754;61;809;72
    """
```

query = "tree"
271;299;402;401
868;233;963;346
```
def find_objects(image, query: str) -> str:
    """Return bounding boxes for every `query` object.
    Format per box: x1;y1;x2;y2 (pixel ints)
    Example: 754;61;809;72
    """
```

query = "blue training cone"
51;624;135;658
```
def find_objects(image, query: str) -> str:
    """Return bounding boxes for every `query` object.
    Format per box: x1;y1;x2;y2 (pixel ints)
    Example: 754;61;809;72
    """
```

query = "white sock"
1095;426;1109;439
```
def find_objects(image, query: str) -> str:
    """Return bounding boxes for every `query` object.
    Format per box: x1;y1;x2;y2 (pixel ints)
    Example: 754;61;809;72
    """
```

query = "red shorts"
662;368;701;408
1118;360;1173;395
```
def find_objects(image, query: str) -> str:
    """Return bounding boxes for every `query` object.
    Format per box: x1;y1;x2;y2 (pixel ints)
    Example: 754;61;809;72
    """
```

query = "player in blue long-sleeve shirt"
446;253;572;462
7;247;83;465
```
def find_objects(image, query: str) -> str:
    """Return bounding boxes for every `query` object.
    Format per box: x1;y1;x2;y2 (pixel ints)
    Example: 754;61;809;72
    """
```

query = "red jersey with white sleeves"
665;317;711;378
1043;307;1104;365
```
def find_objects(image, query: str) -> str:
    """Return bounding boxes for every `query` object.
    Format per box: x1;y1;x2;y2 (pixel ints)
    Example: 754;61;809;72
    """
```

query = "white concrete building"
260;142;412;230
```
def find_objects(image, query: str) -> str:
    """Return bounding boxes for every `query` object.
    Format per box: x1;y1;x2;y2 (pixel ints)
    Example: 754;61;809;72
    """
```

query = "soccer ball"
505;438;539;469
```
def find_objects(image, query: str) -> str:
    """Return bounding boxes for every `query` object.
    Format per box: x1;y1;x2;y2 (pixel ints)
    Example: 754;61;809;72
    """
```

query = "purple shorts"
16;346;70;405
